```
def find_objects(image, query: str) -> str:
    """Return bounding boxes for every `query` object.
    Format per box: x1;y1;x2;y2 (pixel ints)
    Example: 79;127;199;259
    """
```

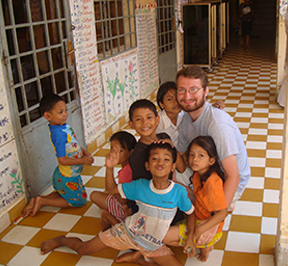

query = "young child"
156;81;184;147
21;94;94;217
90;131;137;230
164;136;228;262
40;142;194;266
128;99;185;181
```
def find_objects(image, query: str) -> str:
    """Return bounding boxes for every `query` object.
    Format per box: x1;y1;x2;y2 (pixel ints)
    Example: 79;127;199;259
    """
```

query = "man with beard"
176;66;250;221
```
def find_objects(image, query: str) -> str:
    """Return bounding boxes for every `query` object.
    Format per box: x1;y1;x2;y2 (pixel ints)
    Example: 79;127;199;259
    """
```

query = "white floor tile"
269;113;284;119
248;157;266;167
225;231;260;253
261;217;278;235
92;156;106;166
236;122;250;129
246;177;264;189
39;206;61;213
2;225;40;245
246;141;267;149
228;93;242;97
83;204;102;218
268;123;283;130
43;213;81;232
7;246;49;266
252;108;269;113
265;167;281;179
248;128;268;135
225;100;240;104
85;187;104;201
258;254;275;266
266;150;282;159
267;135;283;143
95;167;106;177
241;96;256;101
238;104;254;108
41;185;54;196
81;175;93;185
101;143;110;149
250;117;269;123
76;256;114;266
263;189;280;204
233;201;262;217
184;250;224;266
235;112;252;118
94;166;121;178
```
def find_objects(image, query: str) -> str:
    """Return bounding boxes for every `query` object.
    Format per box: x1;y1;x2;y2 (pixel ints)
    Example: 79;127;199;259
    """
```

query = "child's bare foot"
116;250;155;265
41;236;65;254
21;198;35;218
31;196;43;216
196;246;213;262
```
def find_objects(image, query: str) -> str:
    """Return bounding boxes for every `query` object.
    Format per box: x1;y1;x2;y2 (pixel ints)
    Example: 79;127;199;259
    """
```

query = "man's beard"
178;95;206;113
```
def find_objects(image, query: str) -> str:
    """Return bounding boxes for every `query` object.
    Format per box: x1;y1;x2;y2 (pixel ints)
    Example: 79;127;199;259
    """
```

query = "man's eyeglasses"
177;87;204;95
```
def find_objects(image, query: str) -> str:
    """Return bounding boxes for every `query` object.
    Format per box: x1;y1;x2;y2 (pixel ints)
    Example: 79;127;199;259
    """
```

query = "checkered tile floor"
0;35;282;266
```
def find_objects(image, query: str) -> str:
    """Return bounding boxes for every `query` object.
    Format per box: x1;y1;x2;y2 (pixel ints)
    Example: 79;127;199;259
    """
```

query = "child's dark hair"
156;82;177;110
39;93;64;115
110;131;136;151
187;136;225;186
145;142;177;163
129;99;158;121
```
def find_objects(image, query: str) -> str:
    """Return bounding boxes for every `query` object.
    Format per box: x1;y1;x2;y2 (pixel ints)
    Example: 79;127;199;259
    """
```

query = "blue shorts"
52;167;87;207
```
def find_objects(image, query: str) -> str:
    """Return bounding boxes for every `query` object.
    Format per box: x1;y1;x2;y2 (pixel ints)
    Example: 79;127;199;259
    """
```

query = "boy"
40;142;194;266
21;94;94;217
128;99;185;181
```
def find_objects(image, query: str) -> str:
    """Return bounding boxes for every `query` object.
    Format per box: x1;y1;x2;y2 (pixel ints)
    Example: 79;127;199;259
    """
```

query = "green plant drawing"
10;168;23;194
119;80;126;112
107;75;119;115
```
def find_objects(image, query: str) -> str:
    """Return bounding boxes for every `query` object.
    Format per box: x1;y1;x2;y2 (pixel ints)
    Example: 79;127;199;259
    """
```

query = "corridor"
0;34;282;266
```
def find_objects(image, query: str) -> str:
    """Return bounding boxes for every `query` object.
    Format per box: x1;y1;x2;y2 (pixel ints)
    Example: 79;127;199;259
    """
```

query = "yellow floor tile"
263;203;279;218
58;201;93;215
222;251;259;266
267;129;283;135
0;241;23;265
81;165;101;175
214;231;228;250
85;177;106;189
249;123;268;129
240;188;263;202
41;251;81;266
250;167;265;177
268;118;284;124
247;149;266;158
26;228;69;248
260;234;276;254
70;216;102;235
264;178;280;190
266;158;282;168
19;211;56;228
251;113;269;118
246;135;267;142
267;142;283;150
229;215;261;234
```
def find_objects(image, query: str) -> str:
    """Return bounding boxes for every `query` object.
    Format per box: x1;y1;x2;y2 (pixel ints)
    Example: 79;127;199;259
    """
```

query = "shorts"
99;222;173;260
106;194;127;222
178;219;222;248
52;167;87;207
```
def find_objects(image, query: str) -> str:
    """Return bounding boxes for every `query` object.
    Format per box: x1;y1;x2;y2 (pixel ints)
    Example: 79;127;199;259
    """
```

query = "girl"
90;131;137;231
163;136;228;262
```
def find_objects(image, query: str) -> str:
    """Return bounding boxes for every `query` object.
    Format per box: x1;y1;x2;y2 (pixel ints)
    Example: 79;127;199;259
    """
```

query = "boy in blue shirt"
40;142;194;266
21;94;94;217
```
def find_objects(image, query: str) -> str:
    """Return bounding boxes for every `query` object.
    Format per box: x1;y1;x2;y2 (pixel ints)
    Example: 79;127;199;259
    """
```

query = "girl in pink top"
90;131;136;230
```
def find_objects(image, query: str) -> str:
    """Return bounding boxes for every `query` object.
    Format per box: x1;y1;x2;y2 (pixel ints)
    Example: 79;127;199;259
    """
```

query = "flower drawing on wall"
10;168;23;194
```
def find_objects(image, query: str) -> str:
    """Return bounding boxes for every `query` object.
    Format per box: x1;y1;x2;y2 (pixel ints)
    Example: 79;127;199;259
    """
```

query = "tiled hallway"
0;34;282;266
